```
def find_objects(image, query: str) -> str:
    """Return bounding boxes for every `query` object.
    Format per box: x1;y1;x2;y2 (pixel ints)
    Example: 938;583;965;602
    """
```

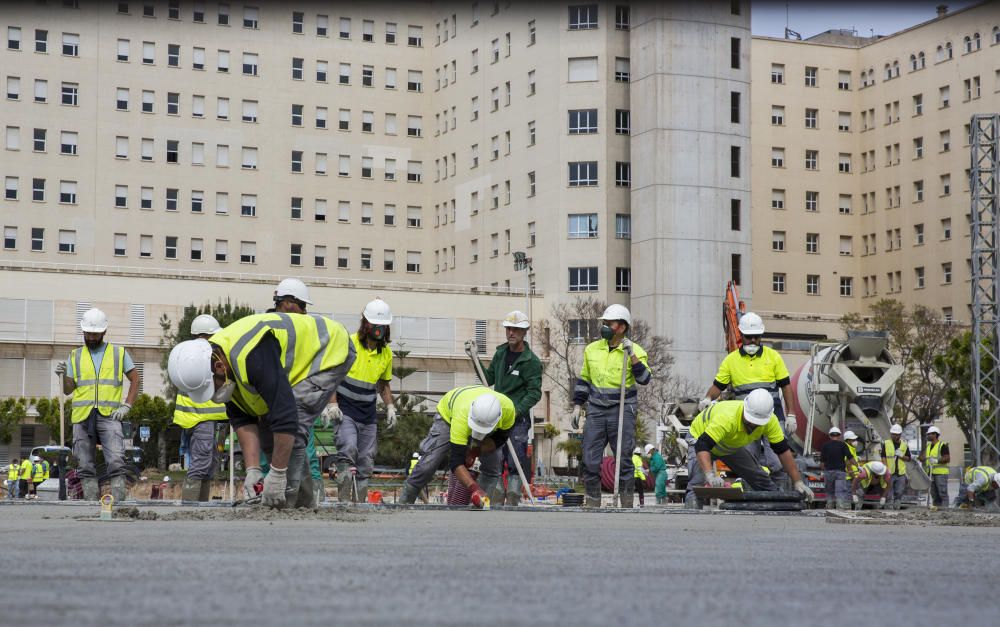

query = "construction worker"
6;459;18;499
918;426;950;510
272;278;313;314
321;298;395;503
956;466;1000;510
55;308;139;502
684;389;814;508
18;456;32;499
172;314;227;502
407;452;420;476
572;304;651;508
646;443;668;505
850;461;890;510
168;312;355;509
820;427;852;510
474;310;542;506
632;446;647;507
30;456;44;499
880;424;912;510
399;386;515;507
843;430;861;482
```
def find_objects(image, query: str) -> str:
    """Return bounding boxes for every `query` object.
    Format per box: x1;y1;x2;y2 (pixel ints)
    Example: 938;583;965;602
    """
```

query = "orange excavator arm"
723;281;745;353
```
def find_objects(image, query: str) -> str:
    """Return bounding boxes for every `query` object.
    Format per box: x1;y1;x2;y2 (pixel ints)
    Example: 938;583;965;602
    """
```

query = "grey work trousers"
72;409;125;479
581;401;636;499
684;433;776;503
823;470;848;508
930;474;949;507
334;415;377;481
185;421;222;480
887;474;907;506
955;485;1000;508
404;414;502;494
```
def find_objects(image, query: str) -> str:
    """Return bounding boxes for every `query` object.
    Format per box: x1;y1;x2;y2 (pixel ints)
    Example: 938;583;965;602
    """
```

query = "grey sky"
752;1;981;40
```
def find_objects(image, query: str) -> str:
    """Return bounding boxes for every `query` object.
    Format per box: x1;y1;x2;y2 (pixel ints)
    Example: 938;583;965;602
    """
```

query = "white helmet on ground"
600;304;632;327
190;314;221;336
927;426;941;436
829;427;842;436
167;339;215;403
843;430;858;441
738;312;765;336
468;393;502;441
502;310;530;329
868;461;887;475
362;298;392;325
644;443;655;455
742;389;774;426
80;308;108;333
274;278;313;305
889;424;903;435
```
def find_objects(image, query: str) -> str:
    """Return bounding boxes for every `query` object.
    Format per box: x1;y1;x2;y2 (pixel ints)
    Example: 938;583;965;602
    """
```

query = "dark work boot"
181;477;201;502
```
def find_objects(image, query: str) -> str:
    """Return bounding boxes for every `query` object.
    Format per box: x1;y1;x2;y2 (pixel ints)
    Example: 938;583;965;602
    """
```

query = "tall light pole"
513;251;532;340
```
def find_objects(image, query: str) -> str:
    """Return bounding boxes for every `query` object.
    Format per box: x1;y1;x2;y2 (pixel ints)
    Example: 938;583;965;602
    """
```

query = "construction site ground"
1;502;997;626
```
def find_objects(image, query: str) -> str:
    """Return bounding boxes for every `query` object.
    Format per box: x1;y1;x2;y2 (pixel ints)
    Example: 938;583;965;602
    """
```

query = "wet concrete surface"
0;503;996;626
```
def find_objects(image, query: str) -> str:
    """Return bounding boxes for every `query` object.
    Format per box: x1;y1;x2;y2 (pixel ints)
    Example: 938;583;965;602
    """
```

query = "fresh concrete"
0;503;995;626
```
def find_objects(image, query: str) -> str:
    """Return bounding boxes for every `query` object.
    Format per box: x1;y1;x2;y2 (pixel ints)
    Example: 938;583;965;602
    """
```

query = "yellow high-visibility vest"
632;454;646;480
172;394;227;429
69;344;126;423
883;439;907;476
924;441;949;475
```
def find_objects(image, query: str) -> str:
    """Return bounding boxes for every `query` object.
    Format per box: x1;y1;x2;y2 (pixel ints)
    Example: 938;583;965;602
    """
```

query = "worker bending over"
169;312;354;509
684;389;813;509
399;386;515;507
819;427;852;510
880;424;912;510
850;461;890;510
918;426;950;510
957;466;1000;510
572;305;651;508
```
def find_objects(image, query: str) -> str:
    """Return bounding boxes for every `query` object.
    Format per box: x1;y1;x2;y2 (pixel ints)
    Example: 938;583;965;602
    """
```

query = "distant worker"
684;390;814;509
168;312;355;509
18;457;32;499
172;314;227;502
918;426;950;511
324;298;396;503
55;308;139;502
407;452;420;476
6;459;18;499
30;456;44;499
880;424;912;510
819;427;852;510
399;386;515;508
572;305;652;508
646;443;668;505
850;461;890;510
843;430;861;483
957;466;1000;510
632;447;647;508
474;310;542;506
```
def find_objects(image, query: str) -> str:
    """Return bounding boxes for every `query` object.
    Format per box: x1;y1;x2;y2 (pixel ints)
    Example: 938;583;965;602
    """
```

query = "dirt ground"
827;508;1000;527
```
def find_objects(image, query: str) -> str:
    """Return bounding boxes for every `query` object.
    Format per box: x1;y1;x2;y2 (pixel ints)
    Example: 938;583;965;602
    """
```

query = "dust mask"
212;380;236;403
600;325;614;341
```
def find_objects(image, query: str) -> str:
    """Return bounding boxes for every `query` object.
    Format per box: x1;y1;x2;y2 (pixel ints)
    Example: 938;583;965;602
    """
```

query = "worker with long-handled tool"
322;298;396;503
54;308;139;502
880;424;912;510
172;314;227;502
918;426;950;510
683;390;814;509
572;305;651;508
470;310;542;506
399;386;515;508
168;312;354;509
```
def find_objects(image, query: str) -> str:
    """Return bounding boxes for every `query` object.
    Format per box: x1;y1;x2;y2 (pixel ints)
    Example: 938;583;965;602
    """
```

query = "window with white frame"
614;57;630;82
337;246;349;269
315;152;328;174
568;161;597;186
291;150;302;172
34;79;47;103
314;199;327;222
407;70;422;92
242;52;258;76
54;131;75;155
568;5;598;30
772;273;786;293
7;76;20;100
217;49;229;72
407;161;422;182
139;234;153;258
568;267;598;292
615;214;631;239
568;213;598;239
240;194;256;217
568;109;598;134
193;47;205;70
771;189;785;209
338;154;349;176
240;241;256;263
113;233;126;256
215;192;228;214
62;32;79;56
771;63;784;84
59;180;77;204
615;162;631;187
4;177;17;200
771;147;784;167
215;239;227;262
192;95;204;117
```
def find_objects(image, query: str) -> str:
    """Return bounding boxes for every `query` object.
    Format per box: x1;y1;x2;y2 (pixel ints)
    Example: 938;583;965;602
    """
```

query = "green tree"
127;394;174;468
0;398;28;445
542;423;561;472
374;392;431;468
32;397;72;445
933;331;994;452
556;438;582;470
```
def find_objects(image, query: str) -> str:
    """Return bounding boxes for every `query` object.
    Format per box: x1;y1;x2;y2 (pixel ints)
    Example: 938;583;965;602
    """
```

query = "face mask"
212;379;236;403
85;339;103;350
743;344;760;355
600;325;614;341
370;325;388;341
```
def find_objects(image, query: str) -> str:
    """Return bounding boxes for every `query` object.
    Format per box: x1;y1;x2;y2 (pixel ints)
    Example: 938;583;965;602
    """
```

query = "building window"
615;162;631;187
292;57;303;80
616;267;631;292
568;109;598;134
315;245;327;268
240;241;256;264
568;5;598;30
139;234;153;258
242;53;258;76
805;108;818;129
363;65;374;87
839;236;853;256
771;231;786;252
61;82;78;106
942;262;952;284
291;150;303;173
240;194;256;217
805;191;818;212
407;25;422;47
292;12;304;34
838;153;851;173
771;147;784;167
8;26;21;50
33;128;46;152
191;190;203;213
243;6;259;29
337;247;349;269
62;33;79;57
35;29;47;53
804;66;817;87
4;177;17;200
215;239;227;262
407;70;422;92
568;57;598;82
730;147;740;178
772;273;785;293
31;227;44;251
569;267;599;292
839;195;852;215
113;233;126;256
771;189;785;209
32;178;45;201
569;161;598;187
805;150;818;170
806;275;819;295
568;214;598;239
806;233;819;253
730;37;740;69
731;254;742;286
164;235;177;259
615;5;629;30
771;63;784;84
290;243;302;266
730;92;740;123
615;109;630;134
360;248;372;270
614;57;630;82
167;140;179;163
385;22;396;44
290;197;302;220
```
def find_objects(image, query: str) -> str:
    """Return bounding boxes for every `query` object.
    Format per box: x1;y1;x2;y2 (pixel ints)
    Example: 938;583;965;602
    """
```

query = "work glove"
110;403;131;421
243;467;264;499
261;466;287;508
464;339;477;353
469;483;489;509
879;497;886;508
698;397;712;412
385;404;397;429
321;403;342;428
852;494;860;505
926;456;938;465
571;405;582;430
784;413;797;434
621;339;633;356
705;471;725;488
894;449;904;458
54;361;67;377
465;446;481;469
794;479;815;502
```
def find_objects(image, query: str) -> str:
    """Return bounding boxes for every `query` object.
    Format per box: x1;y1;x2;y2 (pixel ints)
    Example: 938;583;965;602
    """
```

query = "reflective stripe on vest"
884;440;907;476
924;441;949;475
963;465;997;492
845;444;859;480
173;393;228;429
31;463;43;482
632;454;646;480
859;462;888;489
70;344;125;423
7;466;18;480
578;340;650;408
42;460;49;481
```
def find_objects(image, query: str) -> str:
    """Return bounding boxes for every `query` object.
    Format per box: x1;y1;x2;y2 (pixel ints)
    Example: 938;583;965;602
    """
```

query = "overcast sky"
752;1;980;39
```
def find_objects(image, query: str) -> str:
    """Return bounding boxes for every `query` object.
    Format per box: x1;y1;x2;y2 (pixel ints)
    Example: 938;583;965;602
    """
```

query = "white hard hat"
468;393;502;440
828;427;842;435
868;461;887;475
502;310;530;329
927;426;941;436
633;446;642;455
31;456;41;462
167;339;215;403
80;308;109;333
412;452;420;459
190;314;221;336
742;389;774;426
644;443;655;455
274;278;313;305
362;298;392;325
889;424;903;435
738;312;765;336
600;304;632;327
162;476;171;482
843;430;858;441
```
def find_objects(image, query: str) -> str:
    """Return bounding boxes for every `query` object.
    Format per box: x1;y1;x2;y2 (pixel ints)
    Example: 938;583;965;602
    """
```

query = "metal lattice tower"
970;114;1000;466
